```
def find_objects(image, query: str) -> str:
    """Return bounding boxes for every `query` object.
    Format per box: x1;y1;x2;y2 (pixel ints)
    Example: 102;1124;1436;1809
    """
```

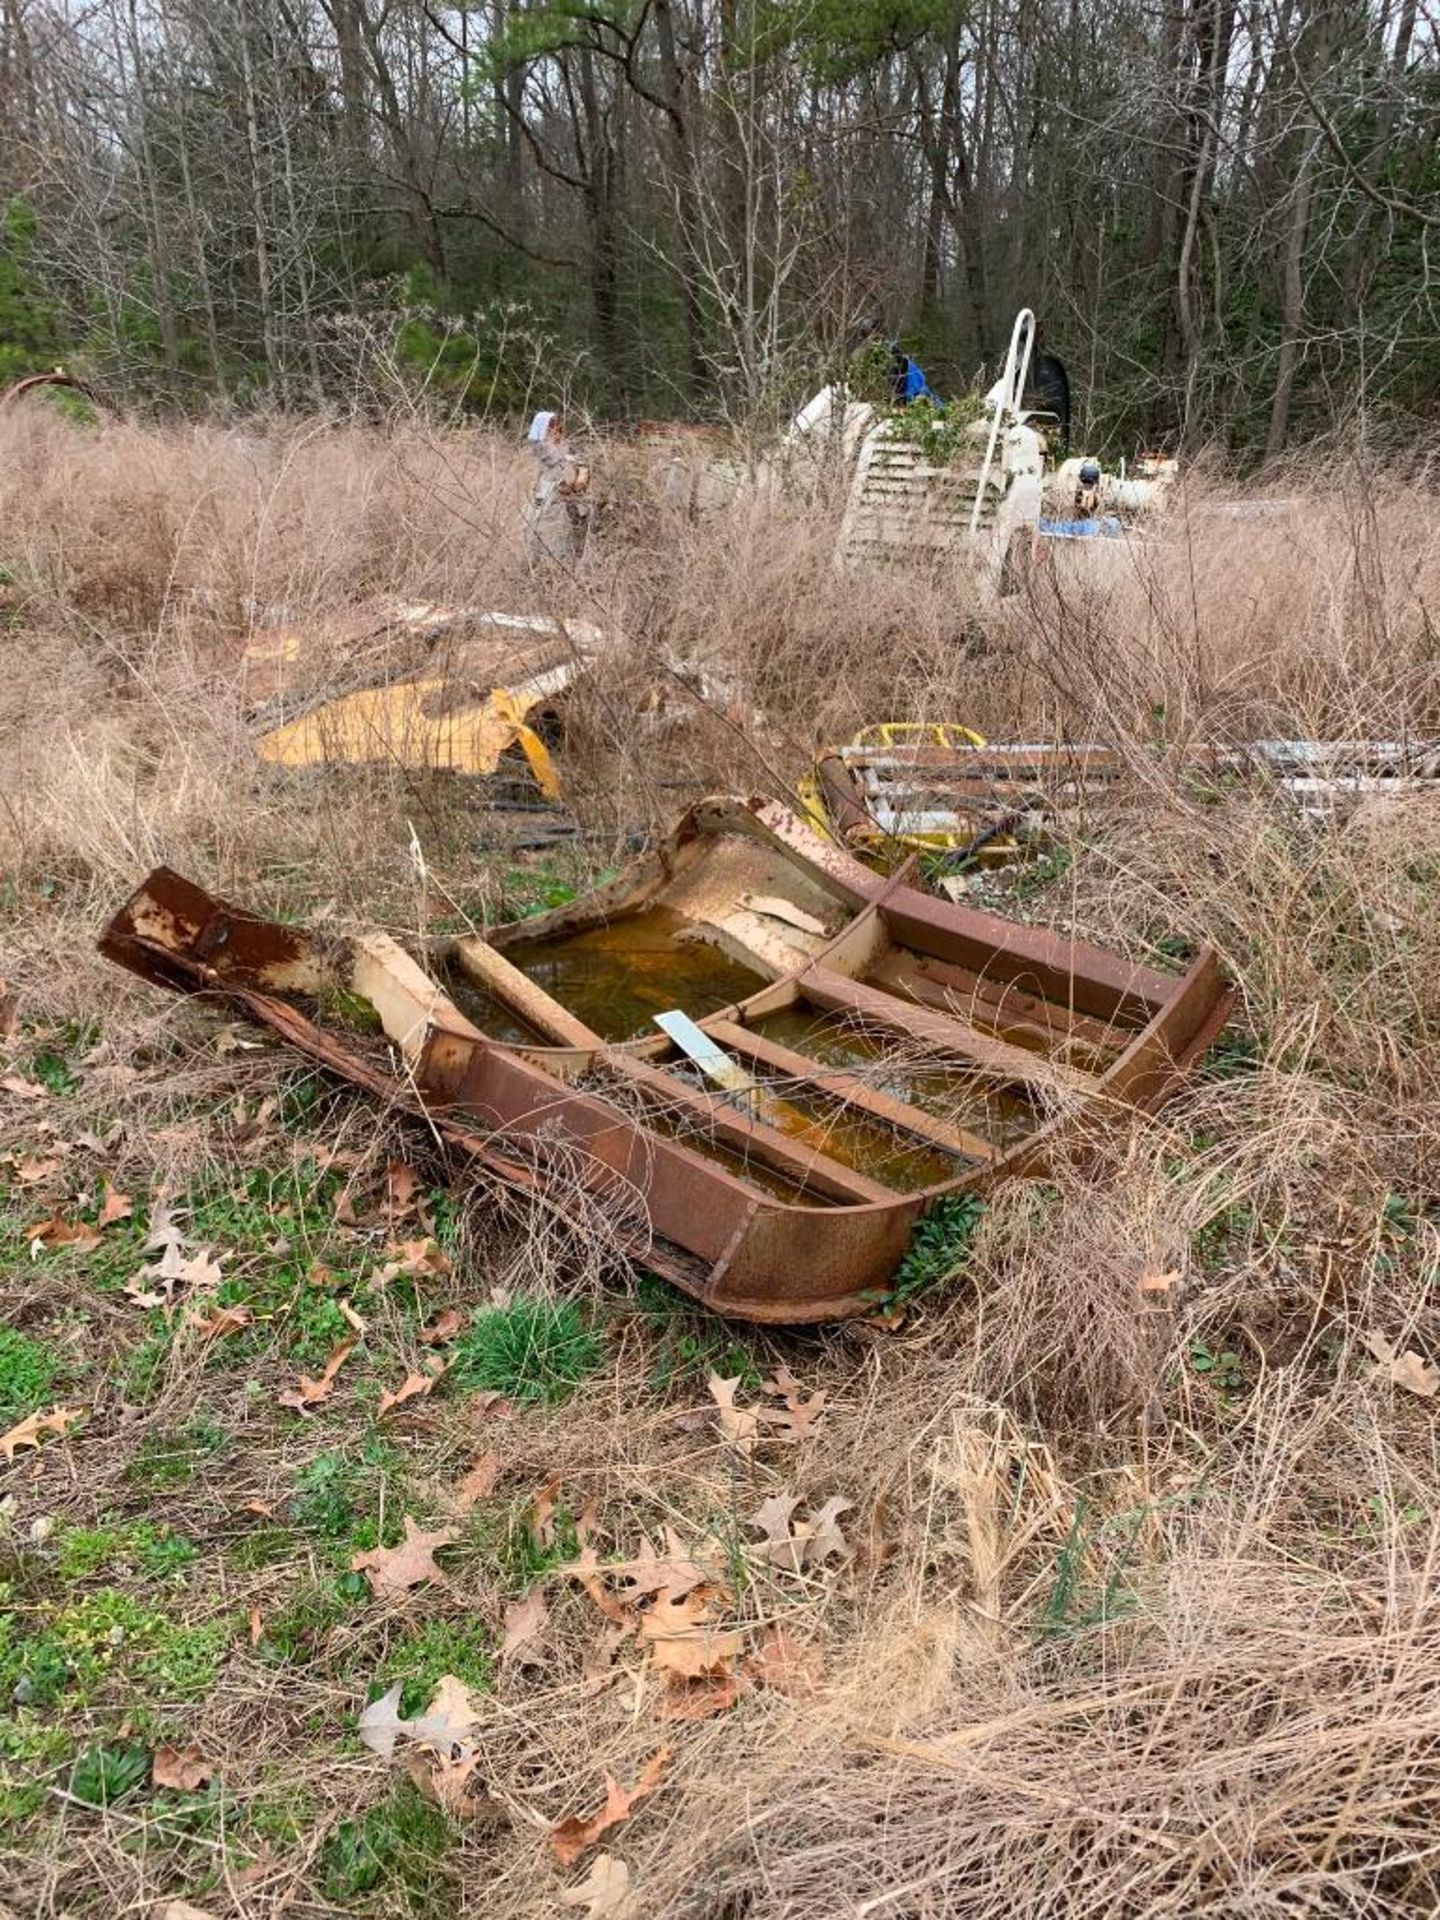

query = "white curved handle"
970;308;1036;535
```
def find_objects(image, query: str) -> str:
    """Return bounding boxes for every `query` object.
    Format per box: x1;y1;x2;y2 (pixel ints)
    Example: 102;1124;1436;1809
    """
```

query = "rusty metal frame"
98;796;1232;1323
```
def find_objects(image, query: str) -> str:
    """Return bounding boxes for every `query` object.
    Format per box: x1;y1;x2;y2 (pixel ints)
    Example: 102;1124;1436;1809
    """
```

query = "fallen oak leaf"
638;1587;743;1681
151;1744;214;1791
1;1073;47;1099
452;1449;503;1511
759;1367;828;1441
408;1746;502;1822
617;1528;707;1604
377;1357;448;1418
550;1747;672;1868
385;1159;423;1217
806;1495;854;1566
189;1302;253;1341
529;1474;563;1552
376;1237;452;1283
357;1670;477;1765
560;1853;636;1918
571;1546;634;1626
1363;1331;1439;1398
276;1337;356;1413
248;1605;263;1647
28;1213;102;1256
420;1307;464;1345
338;1297;368;1336
351;1516;456;1600
13;1153;63;1184
501;1586;549;1665
743;1624;825;1699
0;1406;83;1462
97;1180;133;1227
707;1374;759;1457
748;1493;805;1573
657;1670;744;1721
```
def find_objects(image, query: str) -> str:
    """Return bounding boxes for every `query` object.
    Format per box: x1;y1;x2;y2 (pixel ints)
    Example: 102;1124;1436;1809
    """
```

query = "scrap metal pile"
802;730;1440;876
99;798;1232;1324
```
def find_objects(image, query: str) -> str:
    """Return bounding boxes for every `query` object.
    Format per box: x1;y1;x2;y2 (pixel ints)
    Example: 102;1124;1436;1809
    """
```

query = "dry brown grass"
1;409;1439;1918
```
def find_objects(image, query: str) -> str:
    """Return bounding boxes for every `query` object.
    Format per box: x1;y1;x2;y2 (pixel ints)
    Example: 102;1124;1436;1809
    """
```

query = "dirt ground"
1;411;1438;1919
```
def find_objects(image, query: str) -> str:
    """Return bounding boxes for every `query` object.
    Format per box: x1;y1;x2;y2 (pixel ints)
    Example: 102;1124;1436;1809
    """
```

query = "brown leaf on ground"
144;1195;186;1254
28;1213;103;1255
351;1516;456;1600
550;1748;672;1867
385;1160;424;1219
760;1366;828;1440
151;1744;214;1791
0;978;16;1047
97;1180;133;1227
1;1073;46;1099
657;1671;744;1720
707;1374;759;1457
749;1493;853;1573
1363;1331;1439;1398
529;1474;563;1551
128;1243;225;1309
14;1153;63;1183
156;1903;220;1920
638;1588;743;1680
571;1546;634;1625
618;1528;707;1604
420;1307;465;1345
469;1390;516;1422
560;1853;636;1918
583;1619;636;1693
276;1337;357;1412
248;1605;263;1647
452;1449;503;1510
744;1625;825;1698
577;1495;602;1547
501;1586;549;1664
0;1406;82;1462
749;1492;805;1572
338;1297;368;1336
408;1746;502;1822
357;1674;481;1762
377;1357;448;1418
376;1237;452;1282
189;1302;253;1341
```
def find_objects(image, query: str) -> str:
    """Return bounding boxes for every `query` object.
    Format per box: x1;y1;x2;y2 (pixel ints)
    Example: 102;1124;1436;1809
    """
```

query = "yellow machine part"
799;721;1029;868
258;681;561;800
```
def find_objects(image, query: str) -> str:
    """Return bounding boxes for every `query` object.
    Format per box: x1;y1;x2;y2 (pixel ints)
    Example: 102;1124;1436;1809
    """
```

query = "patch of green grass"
0;1587;230;1710
448;1297;603;1406
121;1317;175;1403
380;1619;493;1717
258;1576;367;1666
319;1781;458;1911
634;1272;762;1393
55;1520;196;1582
0;1716;70;1832
124;1419;229;1492
887;1194;985;1307
68;1740;149;1809
1009;845;1074;901
0;1326;60;1424
287;1438;407;1563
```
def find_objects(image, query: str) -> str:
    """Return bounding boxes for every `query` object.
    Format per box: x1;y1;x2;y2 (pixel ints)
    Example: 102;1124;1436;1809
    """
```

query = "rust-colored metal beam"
704;1017;994;1164
798;966;1098;1098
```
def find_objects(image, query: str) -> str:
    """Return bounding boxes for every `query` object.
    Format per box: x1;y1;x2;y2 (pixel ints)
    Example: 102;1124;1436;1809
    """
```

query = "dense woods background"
1;0;1436;454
